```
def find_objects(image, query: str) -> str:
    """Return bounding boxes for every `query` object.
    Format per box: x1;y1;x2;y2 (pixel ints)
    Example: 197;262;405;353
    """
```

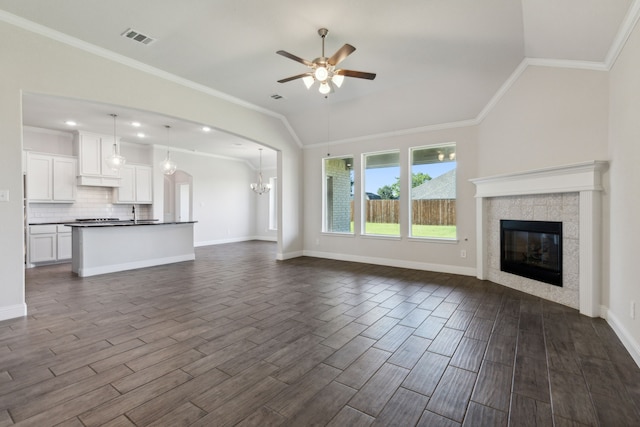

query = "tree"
377;172;431;199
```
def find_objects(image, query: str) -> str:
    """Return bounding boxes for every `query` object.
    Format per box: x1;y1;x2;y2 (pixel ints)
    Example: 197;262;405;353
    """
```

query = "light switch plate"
0;190;9;202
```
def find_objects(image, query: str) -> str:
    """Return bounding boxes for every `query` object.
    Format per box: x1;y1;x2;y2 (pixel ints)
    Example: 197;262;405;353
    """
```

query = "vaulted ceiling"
0;0;635;163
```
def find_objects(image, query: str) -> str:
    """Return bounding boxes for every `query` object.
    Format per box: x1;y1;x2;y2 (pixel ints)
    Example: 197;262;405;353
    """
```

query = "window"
323;157;354;233
410;144;456;239
363;151;400;236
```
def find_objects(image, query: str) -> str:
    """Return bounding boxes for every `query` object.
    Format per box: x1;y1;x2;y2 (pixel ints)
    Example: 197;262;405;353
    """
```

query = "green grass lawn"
351;222;457;239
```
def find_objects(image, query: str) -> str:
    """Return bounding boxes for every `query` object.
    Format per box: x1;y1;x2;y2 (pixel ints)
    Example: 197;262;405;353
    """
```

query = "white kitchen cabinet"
29;225;58;263
74;131;121;187
27;153;77;203
57;225;72;260
28;224;72;265
113;164;152;204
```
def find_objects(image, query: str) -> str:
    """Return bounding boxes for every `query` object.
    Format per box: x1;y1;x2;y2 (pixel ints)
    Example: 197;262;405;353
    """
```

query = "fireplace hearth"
500;220;562;286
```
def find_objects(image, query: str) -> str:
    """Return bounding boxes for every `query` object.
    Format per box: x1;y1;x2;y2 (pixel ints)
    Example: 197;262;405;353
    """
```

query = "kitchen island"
66;221;197;277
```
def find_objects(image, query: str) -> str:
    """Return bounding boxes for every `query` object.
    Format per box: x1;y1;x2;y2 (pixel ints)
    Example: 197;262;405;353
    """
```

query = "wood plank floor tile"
426;366;477;422
324;335;376;370
371;387;428;427
450;337;487;373
4;242;637;427
125;367;229;426
428;327;464;357
462;401;507;427
336;347;391;389
513;355;550;403
282;381;357;427
387;335;431;369
417;410;461;427
79;370;192;427
471;360;513;411
348;363;410;416
145;402;207;427
548;369;598;426
402;351;450;396
326;406;375;427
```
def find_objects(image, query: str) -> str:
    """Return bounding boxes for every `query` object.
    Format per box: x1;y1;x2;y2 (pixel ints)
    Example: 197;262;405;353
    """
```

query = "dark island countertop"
65;220;197;228
65;219;198;228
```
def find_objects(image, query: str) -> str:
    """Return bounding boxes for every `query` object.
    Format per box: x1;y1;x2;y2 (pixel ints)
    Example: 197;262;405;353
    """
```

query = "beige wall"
0;20;302;320
608;19;640;355
477;65;609;177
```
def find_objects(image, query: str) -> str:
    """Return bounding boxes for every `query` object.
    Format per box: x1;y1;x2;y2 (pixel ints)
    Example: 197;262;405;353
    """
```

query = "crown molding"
605;0;640;68
0;10;303;149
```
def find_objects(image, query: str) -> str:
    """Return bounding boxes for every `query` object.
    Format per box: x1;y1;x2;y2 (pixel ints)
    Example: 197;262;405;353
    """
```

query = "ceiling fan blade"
277;73;312;83
276;50;314;67
328;44;356;66
335;69;377;80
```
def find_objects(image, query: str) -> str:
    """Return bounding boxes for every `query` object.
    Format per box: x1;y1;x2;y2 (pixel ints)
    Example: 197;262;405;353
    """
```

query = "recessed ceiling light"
131;121;141;127
137;132;145;138
202;126;211;132
64;120;77;126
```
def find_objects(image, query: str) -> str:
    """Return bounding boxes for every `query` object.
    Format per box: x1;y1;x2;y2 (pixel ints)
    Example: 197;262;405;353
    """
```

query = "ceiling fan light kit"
277;28;376;95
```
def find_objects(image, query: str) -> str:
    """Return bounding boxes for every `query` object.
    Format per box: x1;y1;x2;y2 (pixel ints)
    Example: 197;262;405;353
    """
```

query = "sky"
364;162;456;194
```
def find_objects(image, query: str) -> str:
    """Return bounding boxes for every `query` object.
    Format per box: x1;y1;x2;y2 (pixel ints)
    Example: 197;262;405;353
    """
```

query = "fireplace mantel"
470;161;608;317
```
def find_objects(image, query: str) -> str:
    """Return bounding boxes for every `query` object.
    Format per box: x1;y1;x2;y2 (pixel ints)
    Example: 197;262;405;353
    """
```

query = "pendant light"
159;125;177;175
250;148;271;195
105;114;126;171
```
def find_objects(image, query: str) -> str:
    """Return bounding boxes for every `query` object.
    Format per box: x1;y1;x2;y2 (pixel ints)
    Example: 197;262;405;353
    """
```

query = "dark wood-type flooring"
1;241;639;426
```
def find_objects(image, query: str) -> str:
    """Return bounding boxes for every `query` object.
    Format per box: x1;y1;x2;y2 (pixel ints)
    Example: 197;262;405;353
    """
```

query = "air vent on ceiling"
121;28;157;45
270;94;285;100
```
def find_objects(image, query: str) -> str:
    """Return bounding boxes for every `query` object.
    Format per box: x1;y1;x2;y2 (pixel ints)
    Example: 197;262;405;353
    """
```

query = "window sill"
321;231;355;238
407;237;459;244
361;234;402;241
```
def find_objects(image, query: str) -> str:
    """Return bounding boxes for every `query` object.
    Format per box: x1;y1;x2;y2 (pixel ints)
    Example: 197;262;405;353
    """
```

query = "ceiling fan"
277;28;376;95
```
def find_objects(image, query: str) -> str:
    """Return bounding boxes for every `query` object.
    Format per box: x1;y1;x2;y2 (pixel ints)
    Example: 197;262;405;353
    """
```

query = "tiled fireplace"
471;161;607;317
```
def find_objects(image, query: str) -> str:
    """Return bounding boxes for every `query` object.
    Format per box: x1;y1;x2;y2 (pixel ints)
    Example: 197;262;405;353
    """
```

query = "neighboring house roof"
411;169;456;200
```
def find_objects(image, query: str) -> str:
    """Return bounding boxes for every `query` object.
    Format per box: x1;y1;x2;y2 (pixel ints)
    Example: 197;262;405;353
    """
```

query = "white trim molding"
470;161;608;317
0;303;27;322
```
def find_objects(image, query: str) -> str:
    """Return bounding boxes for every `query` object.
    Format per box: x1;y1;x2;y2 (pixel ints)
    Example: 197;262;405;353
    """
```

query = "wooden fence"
352;199;456;225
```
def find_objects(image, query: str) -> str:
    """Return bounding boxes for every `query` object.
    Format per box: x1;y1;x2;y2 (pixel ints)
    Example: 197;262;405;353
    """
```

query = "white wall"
303;126;479;276
477;65;609;177
253;167;278;242
0;20;302;321
165;150;258;246
608;20;640;359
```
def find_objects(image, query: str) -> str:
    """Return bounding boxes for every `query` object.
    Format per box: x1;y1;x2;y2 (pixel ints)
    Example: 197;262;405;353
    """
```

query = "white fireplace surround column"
470;161;608;317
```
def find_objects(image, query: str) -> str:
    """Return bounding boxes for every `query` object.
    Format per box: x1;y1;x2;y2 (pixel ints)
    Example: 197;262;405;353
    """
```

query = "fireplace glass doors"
500;220;562;286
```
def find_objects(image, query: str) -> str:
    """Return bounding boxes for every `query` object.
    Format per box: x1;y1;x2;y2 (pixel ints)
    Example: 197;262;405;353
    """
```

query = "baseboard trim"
0;303;27;322
301;250;477;277
602;308;640;368
277;250;304;261
76;254;195;277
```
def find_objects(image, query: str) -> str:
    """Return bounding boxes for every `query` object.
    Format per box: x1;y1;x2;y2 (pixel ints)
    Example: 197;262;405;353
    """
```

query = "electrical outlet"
631;301;636;320
0;190;8;202
460;249;467;258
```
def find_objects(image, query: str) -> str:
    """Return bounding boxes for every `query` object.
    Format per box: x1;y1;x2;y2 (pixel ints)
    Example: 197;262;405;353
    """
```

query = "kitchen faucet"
132;205;136;223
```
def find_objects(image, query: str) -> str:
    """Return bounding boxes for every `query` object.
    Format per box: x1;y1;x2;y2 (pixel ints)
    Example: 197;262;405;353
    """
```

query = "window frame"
322;155;355;235
361;149;401;238
408;143;457;241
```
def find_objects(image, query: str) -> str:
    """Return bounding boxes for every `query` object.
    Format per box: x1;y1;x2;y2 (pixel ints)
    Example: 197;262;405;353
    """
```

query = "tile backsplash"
28;186;152;223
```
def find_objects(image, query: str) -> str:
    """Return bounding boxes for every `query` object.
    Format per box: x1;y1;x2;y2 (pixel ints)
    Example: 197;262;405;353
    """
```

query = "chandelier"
159;125;178;175
250;148;271;195
105;114;126;171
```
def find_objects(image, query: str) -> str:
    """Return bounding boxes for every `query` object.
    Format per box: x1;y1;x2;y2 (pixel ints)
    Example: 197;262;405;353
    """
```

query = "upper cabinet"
27;152;77;203
73;131;121;187
113;164;152;204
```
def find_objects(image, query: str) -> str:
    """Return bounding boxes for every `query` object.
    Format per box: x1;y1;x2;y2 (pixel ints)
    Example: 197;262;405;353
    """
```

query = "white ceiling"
1;0;634;167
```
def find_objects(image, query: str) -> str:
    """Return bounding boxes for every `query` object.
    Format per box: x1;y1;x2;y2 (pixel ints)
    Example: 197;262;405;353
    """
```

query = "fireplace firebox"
500;220;562;286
